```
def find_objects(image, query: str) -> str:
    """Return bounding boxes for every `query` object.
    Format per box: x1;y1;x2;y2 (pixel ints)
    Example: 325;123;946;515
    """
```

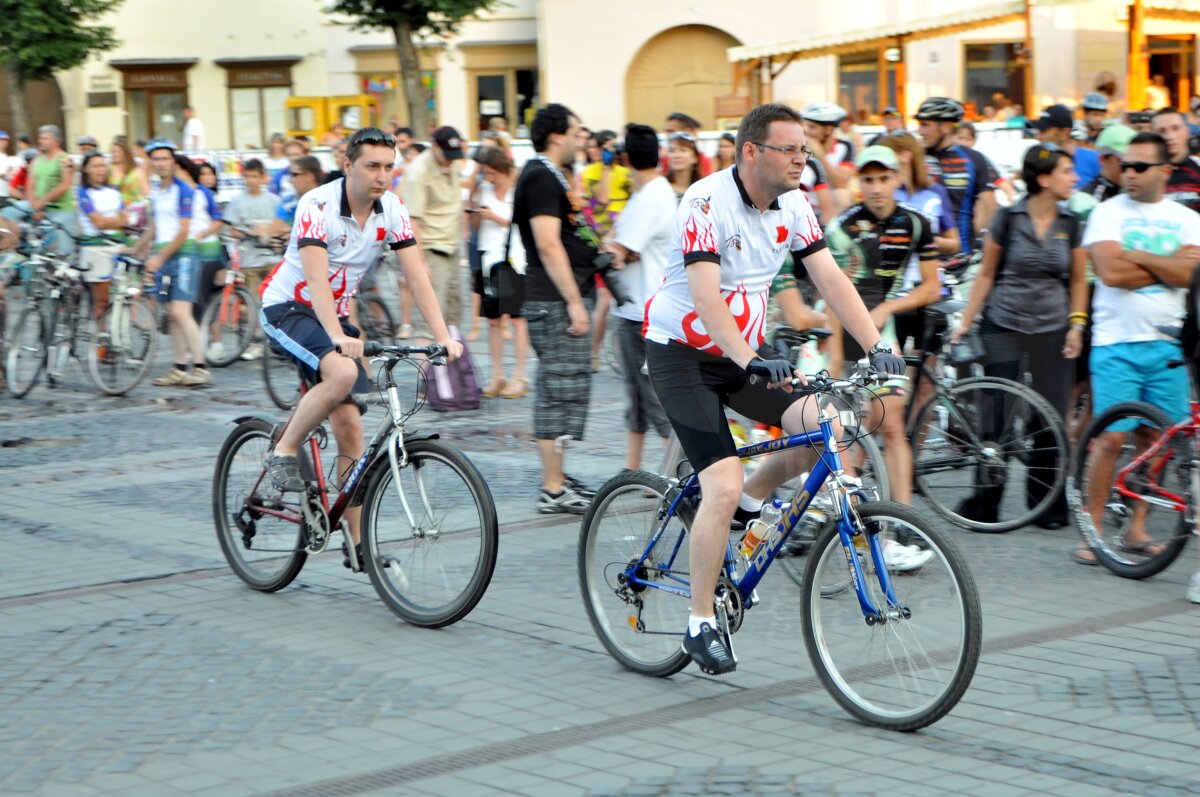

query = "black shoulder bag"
485;216;525;317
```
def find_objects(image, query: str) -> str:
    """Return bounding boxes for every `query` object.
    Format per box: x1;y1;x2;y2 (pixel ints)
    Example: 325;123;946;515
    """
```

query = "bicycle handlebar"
350;341;448;360
748;359;908;391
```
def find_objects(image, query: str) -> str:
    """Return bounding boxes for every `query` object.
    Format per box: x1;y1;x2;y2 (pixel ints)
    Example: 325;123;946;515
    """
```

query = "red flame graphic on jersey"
677;286;766;355
681;201;717;256
296;206;326;242
293;264;351;315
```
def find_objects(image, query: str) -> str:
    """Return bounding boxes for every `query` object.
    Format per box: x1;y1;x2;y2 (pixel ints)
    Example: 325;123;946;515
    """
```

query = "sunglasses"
1120;161;1164;173
352;130;396;148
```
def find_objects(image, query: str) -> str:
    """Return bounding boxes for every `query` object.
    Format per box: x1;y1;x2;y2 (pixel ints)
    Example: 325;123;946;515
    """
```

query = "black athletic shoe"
682;623;737;675
731;505;761;531
564;474;596;499
342;539;366;572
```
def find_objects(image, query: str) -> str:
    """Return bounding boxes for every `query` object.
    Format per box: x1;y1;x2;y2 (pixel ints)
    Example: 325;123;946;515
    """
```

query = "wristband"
1068;312;1088;323
1070;321;1086;331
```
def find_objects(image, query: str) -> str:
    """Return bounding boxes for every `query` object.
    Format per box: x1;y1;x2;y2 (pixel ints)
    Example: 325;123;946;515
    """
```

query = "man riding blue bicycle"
642;103;905;674
259;127;463;566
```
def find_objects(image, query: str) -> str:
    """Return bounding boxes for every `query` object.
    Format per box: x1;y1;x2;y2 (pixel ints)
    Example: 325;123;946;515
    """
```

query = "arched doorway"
626;25;742;130
0;68;65;139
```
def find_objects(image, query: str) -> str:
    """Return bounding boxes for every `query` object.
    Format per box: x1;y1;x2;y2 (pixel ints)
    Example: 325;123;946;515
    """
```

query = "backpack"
424;326;481;412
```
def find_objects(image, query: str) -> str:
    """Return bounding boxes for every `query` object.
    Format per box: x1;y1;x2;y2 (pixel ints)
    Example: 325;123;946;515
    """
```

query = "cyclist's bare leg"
742;394;826;502
330;401;365;543
168;299;204;363
874;392;911;504
691;456;744;617
274;352;359;458
1080;427;1161;557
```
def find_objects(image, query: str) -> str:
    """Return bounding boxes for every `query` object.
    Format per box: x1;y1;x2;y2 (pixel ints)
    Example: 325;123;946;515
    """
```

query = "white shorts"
80;244;121;284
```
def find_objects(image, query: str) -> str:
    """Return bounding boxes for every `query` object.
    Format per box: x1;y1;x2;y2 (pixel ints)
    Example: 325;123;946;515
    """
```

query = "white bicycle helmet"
802;102;848;125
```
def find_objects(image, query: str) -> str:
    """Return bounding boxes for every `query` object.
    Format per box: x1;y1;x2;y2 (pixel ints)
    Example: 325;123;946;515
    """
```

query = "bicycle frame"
627;402;900;621
1111;400;1200;514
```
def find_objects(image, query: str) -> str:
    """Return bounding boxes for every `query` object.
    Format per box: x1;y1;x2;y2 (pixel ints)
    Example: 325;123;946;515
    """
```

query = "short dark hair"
292;155;323;180
243;158;265;175
1022;144;1073;195
346;127;396;164
174;154;198;181
393;127;414;138
594;129;618;147
624;123;659;170
958;122;977;137
531;103;577;153
734;103;804;165
667;112;700;130
1129;131;1170;163
1153;108;1187;125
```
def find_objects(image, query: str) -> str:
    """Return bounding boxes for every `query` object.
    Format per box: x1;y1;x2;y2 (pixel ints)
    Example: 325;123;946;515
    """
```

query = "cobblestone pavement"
2;329;1200;797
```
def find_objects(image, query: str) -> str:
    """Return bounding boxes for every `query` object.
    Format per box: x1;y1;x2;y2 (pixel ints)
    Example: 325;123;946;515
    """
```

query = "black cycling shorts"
645;340;810;475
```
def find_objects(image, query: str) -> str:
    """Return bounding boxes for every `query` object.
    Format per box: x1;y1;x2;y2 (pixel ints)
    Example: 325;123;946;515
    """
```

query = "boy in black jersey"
828;145;940;510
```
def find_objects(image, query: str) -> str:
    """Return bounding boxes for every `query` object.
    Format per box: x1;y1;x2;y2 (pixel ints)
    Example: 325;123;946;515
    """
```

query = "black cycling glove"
746;356;795;385
869;347;906;376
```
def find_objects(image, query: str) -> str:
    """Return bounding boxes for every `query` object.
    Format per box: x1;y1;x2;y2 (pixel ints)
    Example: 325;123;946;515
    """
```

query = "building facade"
40;0;1200;149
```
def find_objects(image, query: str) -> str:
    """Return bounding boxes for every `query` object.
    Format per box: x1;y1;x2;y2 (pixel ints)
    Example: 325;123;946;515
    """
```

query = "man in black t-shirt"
513;103;600;514
914;97;998;253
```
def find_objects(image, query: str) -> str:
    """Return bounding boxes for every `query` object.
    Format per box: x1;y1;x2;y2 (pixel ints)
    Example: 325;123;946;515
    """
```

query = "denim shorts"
155;254;199;303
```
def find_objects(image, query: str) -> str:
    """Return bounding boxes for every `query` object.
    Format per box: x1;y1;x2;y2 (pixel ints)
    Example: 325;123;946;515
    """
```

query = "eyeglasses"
754;142;813;159
1120;161;1164;173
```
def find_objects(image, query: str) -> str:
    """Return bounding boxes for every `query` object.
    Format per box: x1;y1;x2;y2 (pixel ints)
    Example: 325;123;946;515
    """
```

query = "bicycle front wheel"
579;470;693;677
1072;401;1191;579
361;438;498;628
911;377;1068;532
212;418;307;591
201;286;258;366
88;299;157;396
802;502;981;730
262;342;300;410
6;306;46;398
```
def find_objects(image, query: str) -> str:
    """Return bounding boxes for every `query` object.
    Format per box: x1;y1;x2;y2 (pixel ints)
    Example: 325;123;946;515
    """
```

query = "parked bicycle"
1070;350;1197;579
214;341;499;627
199;227;279;367
579;362;982;730
87;254;159;395
5;218;94;398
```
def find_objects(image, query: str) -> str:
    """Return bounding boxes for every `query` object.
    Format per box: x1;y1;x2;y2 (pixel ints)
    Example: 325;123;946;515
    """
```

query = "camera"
592;251;635;307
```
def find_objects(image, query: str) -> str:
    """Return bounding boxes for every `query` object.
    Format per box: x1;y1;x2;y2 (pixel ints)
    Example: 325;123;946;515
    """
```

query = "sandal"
1120;538;1166;556
482;377;506;398
500;375;528;399
1072;548;1099;566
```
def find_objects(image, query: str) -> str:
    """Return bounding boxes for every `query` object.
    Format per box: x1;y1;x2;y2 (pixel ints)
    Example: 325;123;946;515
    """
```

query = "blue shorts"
155;255;199;303
261;302;369;396
1090;340;1190;429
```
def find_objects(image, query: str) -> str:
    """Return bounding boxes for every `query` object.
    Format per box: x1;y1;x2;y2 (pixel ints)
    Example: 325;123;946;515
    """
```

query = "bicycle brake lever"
429;356;448;366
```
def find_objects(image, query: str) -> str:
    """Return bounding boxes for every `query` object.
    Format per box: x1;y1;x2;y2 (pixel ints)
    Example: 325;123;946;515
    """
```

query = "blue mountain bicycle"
578;365;982;730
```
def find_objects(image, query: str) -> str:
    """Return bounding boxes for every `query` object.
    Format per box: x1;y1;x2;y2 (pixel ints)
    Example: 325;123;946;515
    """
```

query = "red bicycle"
1070;360;1197;578
199;228;282;367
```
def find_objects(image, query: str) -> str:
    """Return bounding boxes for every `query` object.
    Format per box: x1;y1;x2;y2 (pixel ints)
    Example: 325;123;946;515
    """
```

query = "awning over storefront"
726;1;1026;63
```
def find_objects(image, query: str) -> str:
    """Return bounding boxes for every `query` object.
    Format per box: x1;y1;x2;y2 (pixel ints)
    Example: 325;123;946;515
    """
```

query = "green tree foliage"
329;0;500;134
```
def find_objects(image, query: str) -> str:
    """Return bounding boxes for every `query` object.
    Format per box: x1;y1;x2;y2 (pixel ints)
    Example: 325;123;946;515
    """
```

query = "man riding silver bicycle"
258;127;463;566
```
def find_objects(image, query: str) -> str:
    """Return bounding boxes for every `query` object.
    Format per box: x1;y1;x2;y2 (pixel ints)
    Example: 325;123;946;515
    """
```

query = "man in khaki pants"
401;126;465;336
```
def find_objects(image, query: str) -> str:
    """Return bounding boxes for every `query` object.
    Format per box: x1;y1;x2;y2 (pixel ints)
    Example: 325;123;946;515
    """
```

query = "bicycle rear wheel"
1072;401;1191;579
212;418;307;591
6;305;46;398
579;470;693;677
361;438;498;628
88;299;157;395
802;502;981;730
357;295;397;345
910;376;1068;532
201;286;257;366
262;342;300;410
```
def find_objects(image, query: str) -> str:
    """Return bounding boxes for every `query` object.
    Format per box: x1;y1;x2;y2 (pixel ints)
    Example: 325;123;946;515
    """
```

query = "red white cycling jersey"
260;178;416;316
644;166;826;357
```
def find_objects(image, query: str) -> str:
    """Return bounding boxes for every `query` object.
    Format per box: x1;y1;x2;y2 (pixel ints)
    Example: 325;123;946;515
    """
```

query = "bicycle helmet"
145;138;176;155
801;101;848;125
914;97;965;122
1082;92;1109;112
